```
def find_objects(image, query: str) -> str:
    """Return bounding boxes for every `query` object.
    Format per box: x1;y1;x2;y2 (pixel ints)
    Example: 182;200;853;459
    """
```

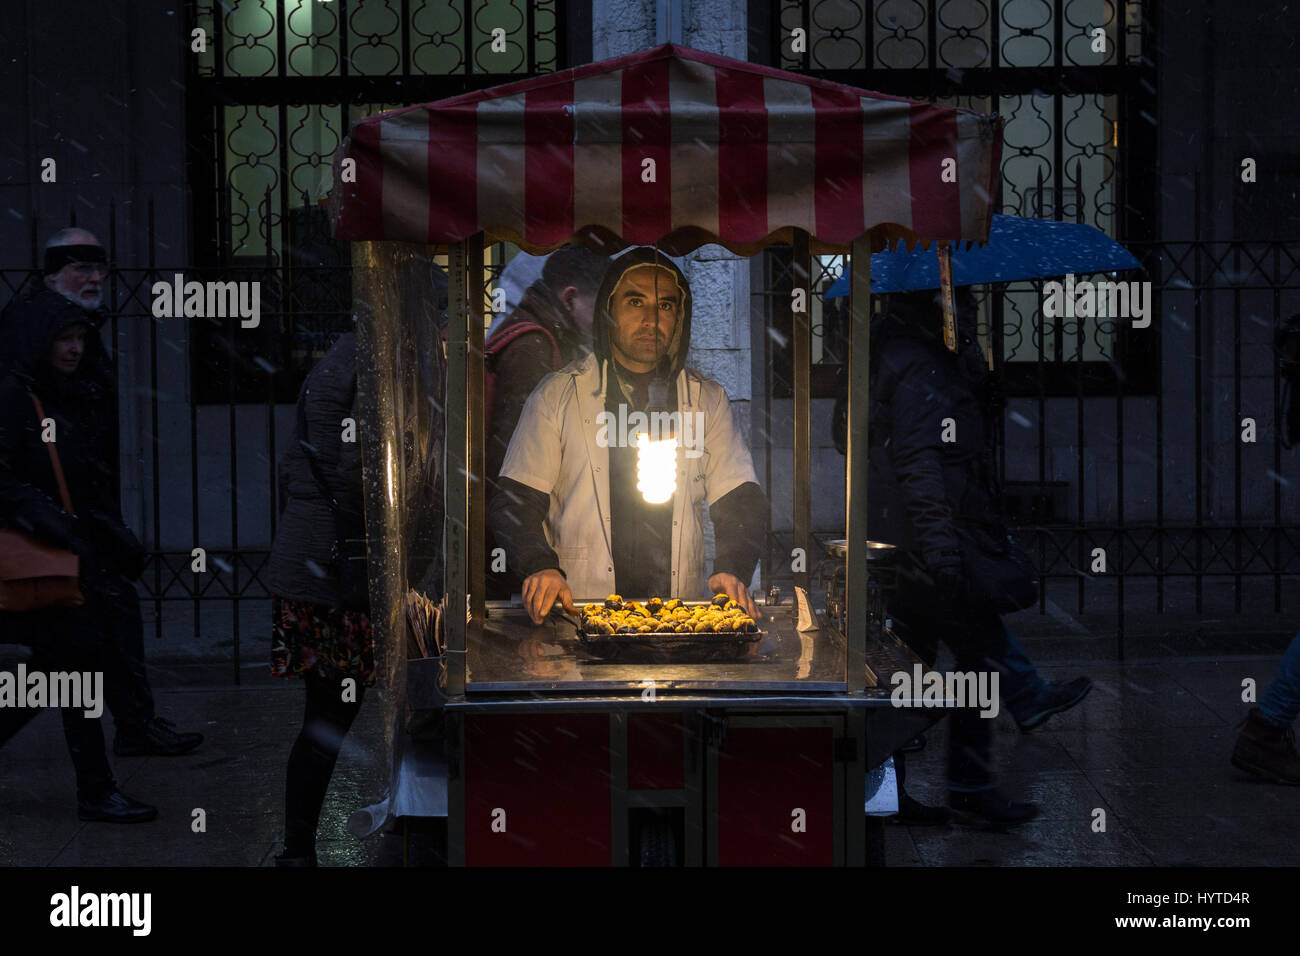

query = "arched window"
184;0;570;402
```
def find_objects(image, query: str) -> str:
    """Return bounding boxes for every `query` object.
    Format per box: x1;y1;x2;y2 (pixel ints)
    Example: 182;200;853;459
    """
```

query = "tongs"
550;605;583;631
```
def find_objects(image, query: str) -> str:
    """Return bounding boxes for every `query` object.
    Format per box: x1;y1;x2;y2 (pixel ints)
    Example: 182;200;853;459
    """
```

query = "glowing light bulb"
635;431;677;504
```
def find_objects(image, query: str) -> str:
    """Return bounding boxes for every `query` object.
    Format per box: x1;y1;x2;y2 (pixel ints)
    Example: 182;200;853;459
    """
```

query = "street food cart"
329;44;1002;866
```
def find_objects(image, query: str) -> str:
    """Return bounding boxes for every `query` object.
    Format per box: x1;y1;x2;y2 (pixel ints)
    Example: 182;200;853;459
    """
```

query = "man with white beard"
1;229;202;766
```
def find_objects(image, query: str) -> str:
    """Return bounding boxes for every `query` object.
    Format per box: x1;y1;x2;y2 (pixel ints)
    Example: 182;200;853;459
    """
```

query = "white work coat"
499;352;759;600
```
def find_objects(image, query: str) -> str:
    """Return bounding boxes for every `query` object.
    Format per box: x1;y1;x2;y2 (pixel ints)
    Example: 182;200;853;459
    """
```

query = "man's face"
44;249;107;310
48;324;88;375
607;265;683;374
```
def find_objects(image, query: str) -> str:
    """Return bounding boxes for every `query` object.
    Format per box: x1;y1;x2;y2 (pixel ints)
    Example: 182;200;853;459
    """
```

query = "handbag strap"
28;391;75;516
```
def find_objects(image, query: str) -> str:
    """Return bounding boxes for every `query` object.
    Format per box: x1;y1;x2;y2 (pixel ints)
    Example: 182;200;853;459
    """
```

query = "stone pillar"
590;1;757;578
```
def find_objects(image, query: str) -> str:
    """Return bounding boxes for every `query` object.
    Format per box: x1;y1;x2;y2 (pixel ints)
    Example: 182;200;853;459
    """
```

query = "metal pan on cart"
560;600;764;663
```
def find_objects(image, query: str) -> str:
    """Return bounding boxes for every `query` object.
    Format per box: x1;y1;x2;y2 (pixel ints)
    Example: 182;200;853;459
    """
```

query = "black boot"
78;790;158;823
1231;708;1300;785
1012;677;1093;732
950;789;1039;829
114;717;204;757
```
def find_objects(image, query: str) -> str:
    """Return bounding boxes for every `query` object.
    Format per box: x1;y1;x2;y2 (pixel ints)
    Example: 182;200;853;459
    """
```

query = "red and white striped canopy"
329;44;1002;255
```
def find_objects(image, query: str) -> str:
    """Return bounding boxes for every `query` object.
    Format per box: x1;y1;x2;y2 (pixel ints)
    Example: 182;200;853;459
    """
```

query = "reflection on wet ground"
886;655;1300;866
0;666;403;867
2;654;1298;865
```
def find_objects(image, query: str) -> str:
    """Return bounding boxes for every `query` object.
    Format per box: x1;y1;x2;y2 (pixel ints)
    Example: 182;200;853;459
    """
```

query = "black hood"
873;287;987;387
0;285;110;387
877;288;978;345
592;247;692;388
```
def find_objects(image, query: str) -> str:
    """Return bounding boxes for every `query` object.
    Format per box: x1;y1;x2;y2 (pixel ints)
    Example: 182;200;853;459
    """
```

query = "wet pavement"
0;658;412;867
1;650;1297;866
885;655;1300;866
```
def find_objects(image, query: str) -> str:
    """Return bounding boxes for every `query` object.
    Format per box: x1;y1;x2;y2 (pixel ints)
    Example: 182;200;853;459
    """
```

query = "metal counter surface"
465;606;848;693
443;615;943;765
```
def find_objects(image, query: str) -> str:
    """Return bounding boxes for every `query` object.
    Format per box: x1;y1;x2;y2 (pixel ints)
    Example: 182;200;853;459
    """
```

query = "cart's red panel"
628;712;685;790
715;727;836;866
464;713;611;866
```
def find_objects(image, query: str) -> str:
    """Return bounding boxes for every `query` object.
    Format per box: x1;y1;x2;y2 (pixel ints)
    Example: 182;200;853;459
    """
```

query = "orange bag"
0;391;84;611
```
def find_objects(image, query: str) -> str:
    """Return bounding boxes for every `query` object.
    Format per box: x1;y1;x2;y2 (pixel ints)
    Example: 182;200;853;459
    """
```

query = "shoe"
275;851;318;867
1231;708;1300;785
950;789;1039;829
113;717;204;757
78;790;158;824
892;792;952;826
1013;677;1093;732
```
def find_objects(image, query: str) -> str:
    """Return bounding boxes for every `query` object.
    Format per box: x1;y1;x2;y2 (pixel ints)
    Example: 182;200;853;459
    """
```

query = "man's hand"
708;572;761;619
521;568;578;625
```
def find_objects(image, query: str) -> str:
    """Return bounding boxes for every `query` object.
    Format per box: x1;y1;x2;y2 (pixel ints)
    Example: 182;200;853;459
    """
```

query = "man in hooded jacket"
489;247;766;624
0;231;201;774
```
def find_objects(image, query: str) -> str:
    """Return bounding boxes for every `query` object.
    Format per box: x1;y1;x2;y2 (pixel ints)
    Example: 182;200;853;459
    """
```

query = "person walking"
832;301;1089;825
1230;315;1300;785
1231;635;1300;784
861;288;1043;827
0;265;160;822
3;228;203;758
267;331;372;866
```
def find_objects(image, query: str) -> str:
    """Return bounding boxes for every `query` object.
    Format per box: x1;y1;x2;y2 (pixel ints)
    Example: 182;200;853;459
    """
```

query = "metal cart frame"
333;44;1002;865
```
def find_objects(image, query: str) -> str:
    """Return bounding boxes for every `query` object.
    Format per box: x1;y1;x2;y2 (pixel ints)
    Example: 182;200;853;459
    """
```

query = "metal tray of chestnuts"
565;594;763;663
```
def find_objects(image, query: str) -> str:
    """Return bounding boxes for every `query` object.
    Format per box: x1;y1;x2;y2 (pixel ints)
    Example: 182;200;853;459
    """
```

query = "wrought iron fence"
762;0;1161;398
759;227;1300;656
1;199;512;680
10;218;1300;667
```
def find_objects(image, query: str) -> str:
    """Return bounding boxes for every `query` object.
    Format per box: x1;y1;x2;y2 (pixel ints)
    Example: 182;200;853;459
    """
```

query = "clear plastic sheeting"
347;740;449;836
352;240;446;823
864;756;899;817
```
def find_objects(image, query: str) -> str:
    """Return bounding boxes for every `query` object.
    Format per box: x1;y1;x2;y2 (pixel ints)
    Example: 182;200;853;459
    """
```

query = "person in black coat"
266;332;371;867
0;274;157;821
1;231;202;760
845;288;1037;826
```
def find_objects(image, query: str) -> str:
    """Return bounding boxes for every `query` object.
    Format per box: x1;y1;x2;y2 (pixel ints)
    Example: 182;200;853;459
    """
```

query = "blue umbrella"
821;215;1142;298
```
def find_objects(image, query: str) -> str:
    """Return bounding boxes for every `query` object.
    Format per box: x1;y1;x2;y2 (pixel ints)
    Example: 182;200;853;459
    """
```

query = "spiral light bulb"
636;431;677;504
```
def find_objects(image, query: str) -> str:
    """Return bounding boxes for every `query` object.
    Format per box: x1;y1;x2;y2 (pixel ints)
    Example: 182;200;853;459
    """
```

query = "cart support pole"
468;236;486;620
792;230;812;594
446;241;469;697
845;237;871;694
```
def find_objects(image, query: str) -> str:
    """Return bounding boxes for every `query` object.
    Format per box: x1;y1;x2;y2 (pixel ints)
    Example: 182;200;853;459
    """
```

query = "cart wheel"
638;817;678;867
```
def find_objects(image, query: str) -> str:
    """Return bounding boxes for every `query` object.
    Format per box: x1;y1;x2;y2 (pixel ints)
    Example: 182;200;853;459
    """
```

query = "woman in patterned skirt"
267;332;372;867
